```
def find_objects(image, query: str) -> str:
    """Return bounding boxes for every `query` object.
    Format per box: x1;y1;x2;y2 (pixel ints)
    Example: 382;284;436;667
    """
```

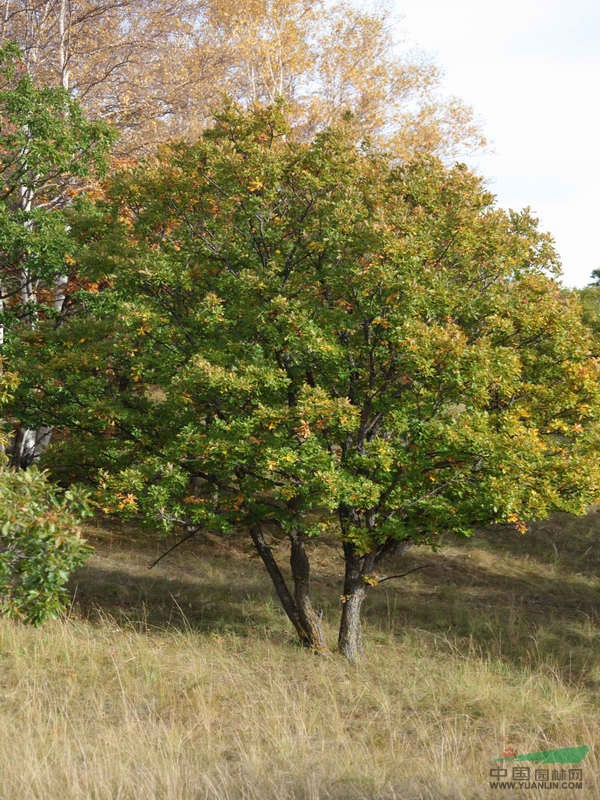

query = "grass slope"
0;513;597;799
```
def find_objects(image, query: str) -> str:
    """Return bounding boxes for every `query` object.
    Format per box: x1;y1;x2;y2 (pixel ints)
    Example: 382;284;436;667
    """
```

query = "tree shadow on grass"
69;560;293;641
464;510;600;578
362;544;599;685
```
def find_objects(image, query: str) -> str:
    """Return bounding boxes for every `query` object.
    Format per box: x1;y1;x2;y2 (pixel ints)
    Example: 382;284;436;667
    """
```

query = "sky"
393;0;600;287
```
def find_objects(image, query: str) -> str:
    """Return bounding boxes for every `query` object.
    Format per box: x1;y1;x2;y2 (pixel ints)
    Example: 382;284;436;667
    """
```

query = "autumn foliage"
12;105;600;657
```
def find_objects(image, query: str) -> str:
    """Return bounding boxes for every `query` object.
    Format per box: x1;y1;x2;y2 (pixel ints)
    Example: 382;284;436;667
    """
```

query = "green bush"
0;468;92;624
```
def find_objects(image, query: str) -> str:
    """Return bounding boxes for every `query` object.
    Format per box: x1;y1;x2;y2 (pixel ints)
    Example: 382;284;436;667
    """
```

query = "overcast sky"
394;0;599;287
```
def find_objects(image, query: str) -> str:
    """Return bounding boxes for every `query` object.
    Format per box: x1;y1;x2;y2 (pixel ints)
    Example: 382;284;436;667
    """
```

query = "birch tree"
196;0;482;158
0;0;210;147
1;0;482;158
0;44;113;464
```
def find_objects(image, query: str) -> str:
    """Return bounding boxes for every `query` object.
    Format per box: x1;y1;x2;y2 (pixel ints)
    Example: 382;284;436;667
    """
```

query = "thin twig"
148;527;200;570
377;565;428;584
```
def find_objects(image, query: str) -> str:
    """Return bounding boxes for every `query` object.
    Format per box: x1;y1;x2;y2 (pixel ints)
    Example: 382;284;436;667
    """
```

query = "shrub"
0;468;92;624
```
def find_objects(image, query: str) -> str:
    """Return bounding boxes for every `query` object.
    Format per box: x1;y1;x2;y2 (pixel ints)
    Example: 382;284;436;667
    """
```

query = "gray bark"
337;541;368;661
337;535;412;661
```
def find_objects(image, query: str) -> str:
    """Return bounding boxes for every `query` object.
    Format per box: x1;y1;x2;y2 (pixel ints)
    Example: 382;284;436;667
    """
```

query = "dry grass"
0;513;597;799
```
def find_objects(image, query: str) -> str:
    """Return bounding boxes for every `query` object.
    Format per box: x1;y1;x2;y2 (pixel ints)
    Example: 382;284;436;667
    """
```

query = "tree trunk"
55;273;69;313
337;536;413;660
289;529;327;651
338;542;368;661
10;425;52;468
249;524;325;650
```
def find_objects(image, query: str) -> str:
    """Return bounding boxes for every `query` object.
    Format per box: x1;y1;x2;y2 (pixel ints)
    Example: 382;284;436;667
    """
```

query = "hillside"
0;513;597;799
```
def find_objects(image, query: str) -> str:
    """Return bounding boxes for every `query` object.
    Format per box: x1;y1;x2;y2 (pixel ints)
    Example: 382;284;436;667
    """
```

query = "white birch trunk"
54;0;70;313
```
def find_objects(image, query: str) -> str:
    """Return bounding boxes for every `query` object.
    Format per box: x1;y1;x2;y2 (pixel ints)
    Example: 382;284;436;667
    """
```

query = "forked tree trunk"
338;542;369;661
249;524;326;651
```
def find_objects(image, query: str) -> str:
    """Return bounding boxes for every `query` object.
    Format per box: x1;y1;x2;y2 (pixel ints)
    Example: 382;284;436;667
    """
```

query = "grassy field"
0;513;597;799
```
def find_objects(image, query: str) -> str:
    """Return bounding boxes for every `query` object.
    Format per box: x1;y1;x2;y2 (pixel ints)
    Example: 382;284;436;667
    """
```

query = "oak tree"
21;106;600;658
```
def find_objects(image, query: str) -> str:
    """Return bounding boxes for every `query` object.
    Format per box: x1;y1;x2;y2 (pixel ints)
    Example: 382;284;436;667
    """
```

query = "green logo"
496;746;590;764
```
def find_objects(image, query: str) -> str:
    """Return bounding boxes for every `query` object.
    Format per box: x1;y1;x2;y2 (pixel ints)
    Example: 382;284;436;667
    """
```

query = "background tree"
0;0;482;157
17;106;600;658
576;273;600;352
577;284;600;335
0;0;206;148
0;43;113;464
190;0;483;157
